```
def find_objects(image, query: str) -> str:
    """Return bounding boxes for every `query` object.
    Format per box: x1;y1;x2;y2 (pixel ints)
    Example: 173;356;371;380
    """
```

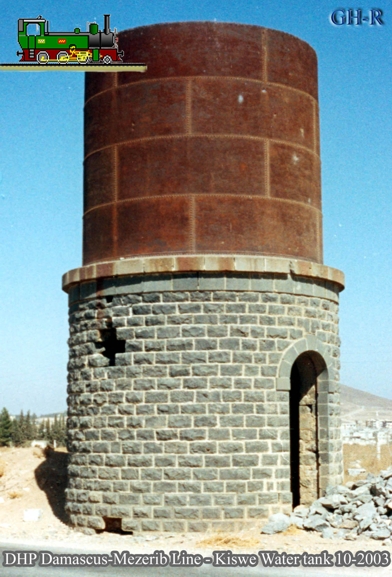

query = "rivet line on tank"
83;76;318;107
264;139;270;197
317;213;323;263
113;145;119;258
261;29;268;83
82;194;322;216
313;100;318;154
83;134;320;162
314;119;320;158
185;79;193;134
190;195;196;252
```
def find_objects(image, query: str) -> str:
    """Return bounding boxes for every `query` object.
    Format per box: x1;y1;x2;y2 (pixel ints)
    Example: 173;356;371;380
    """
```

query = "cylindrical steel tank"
83;22;322;266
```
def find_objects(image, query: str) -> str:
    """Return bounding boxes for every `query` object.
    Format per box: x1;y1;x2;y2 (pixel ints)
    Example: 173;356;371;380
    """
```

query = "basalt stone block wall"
63;22;345;533
64;259;344;533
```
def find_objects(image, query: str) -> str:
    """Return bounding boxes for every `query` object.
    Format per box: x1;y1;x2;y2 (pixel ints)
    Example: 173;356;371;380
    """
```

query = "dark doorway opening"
289;352;320;508
290;361;301;508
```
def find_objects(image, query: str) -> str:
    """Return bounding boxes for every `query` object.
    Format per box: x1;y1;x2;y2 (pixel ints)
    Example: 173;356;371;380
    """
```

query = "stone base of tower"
63;256;344;533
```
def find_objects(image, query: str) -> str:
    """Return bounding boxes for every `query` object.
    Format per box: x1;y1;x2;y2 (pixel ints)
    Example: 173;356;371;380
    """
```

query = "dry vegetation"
198;534;261;548
8;490;23;500
197;525;305;549
343;443;392;482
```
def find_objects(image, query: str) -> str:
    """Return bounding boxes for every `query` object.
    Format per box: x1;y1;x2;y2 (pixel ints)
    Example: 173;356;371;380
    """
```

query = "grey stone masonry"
65;272;343;533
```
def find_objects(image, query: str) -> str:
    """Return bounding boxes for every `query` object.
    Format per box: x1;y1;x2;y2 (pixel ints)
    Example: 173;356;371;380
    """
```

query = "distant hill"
340;384;392;422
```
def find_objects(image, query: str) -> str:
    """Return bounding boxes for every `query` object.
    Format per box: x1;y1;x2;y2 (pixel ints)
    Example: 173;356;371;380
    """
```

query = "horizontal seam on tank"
84;135;320;162
79;250;323;261
84;76;317;107
80;251;326;262
83;196;322;216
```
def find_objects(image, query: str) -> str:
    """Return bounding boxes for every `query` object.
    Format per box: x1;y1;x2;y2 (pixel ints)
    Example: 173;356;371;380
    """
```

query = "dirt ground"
0;446;391;562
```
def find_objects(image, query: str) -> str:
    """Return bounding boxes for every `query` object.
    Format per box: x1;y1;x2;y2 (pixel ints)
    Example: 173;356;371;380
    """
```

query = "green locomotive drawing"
17;14;124;64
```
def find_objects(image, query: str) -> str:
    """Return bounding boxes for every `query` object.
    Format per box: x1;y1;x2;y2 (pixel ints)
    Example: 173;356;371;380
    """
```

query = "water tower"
63;22;344;533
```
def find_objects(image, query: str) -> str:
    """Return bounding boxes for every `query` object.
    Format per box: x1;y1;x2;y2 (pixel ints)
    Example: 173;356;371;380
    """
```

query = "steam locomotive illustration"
17;14;124;64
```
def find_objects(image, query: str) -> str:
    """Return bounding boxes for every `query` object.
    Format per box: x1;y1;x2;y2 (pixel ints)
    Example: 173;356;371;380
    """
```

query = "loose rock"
263;465;392;541
261;513;291;534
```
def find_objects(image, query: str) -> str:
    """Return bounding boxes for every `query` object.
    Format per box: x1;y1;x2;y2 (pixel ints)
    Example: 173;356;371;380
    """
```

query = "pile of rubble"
262;467;392;541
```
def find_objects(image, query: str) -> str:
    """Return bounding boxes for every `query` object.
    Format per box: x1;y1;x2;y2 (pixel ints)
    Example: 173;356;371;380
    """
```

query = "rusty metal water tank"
83;22;321;266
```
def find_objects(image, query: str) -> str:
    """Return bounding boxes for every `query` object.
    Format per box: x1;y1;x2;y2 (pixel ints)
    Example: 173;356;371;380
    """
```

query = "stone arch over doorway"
276;337;336;506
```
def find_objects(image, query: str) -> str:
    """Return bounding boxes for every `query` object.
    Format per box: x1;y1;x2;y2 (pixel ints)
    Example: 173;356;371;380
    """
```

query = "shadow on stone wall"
34;449;69;524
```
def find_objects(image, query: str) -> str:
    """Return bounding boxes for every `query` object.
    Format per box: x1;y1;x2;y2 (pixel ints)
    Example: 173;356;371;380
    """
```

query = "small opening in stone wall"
96;325;125;366
105;295;114;303
102;517;131;534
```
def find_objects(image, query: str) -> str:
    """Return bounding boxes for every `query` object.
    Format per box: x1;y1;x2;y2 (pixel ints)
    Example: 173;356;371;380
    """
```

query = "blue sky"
0;0;391;414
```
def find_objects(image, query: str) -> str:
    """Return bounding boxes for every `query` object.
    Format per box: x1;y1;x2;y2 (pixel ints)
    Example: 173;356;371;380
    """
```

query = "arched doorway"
289;351;326;507
277;336;339;505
